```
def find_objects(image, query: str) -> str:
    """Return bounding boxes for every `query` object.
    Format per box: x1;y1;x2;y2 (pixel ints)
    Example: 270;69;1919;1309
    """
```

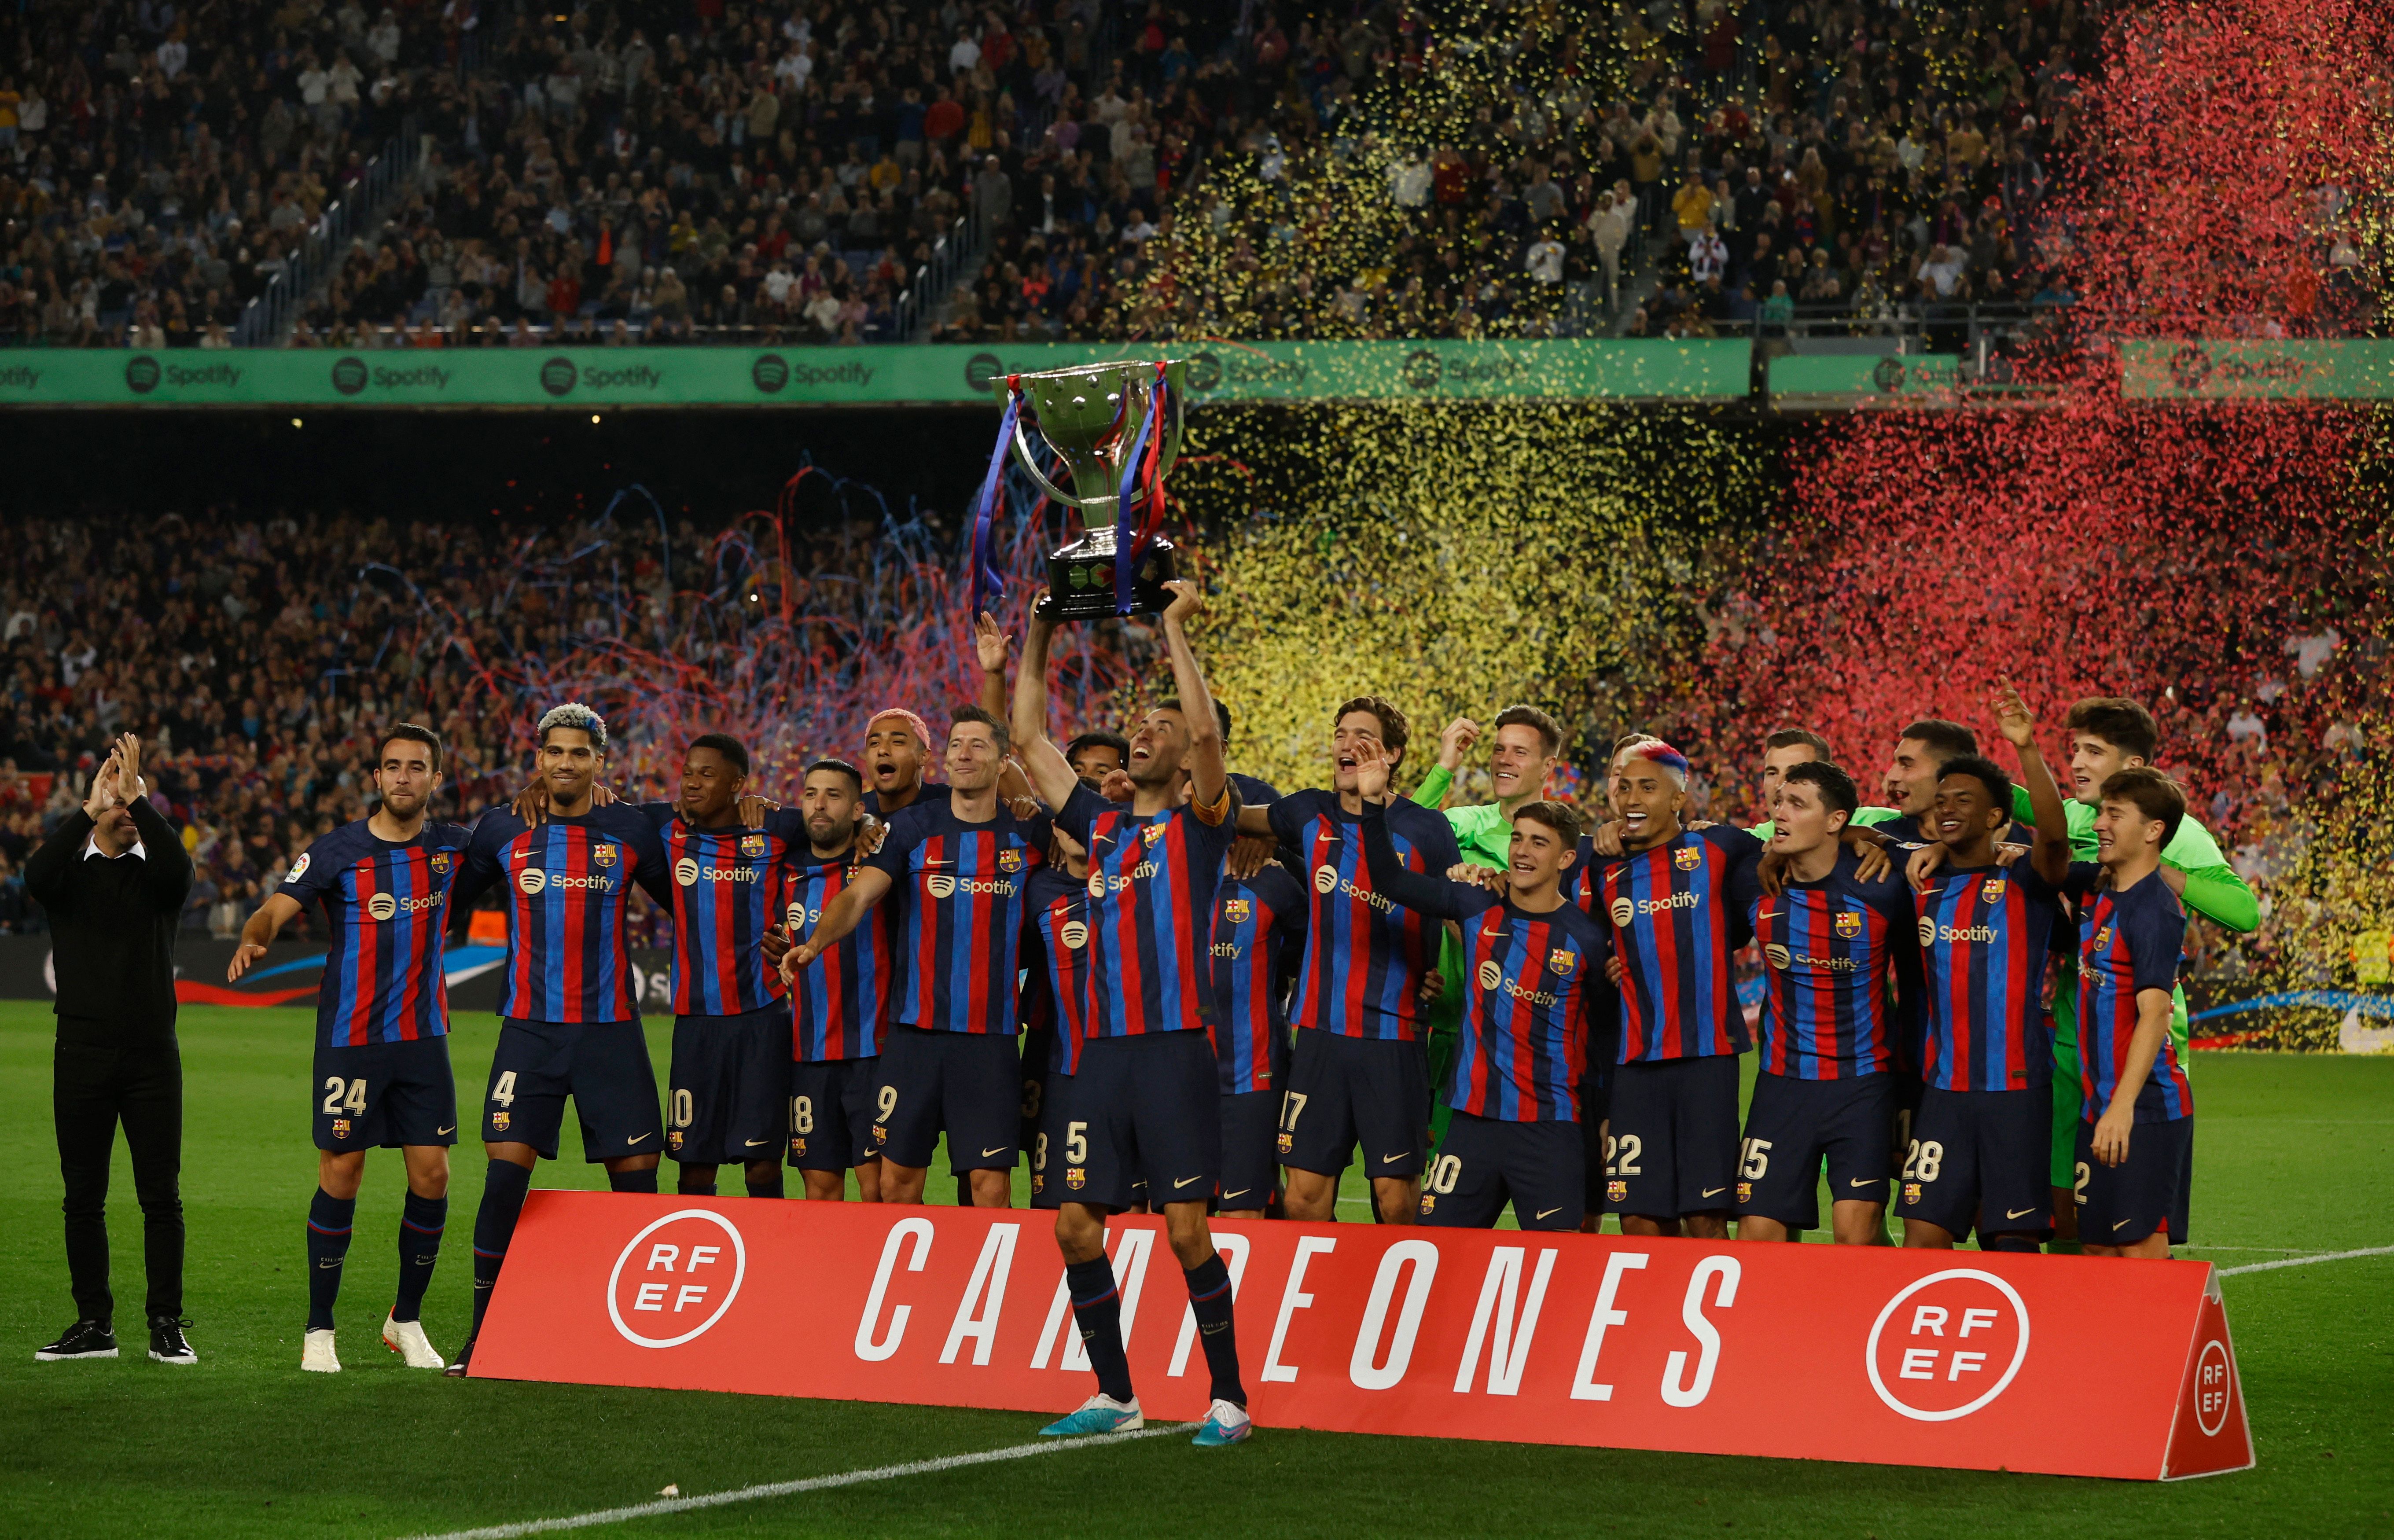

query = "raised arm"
1353;739;1473;923
1157;580;1227;812
118;738;192;911
1991;679;2071;887
1004;603;1079;812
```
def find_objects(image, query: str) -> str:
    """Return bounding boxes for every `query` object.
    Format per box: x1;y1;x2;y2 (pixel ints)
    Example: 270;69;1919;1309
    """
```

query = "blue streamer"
970;388;1021;619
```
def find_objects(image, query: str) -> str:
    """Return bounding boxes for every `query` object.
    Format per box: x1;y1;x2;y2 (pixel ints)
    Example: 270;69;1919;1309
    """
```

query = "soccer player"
444;704;674;1375
2068;768;2195;1258
1584;740;1763;1240
1233;699;1462;1225
1738;760;1921;1245
229;724;466;1373
1011;583;1252;1448
630;735;796;1201
783;707;1048;1207
1065;731;1131;783
862;708;945;817
2050;697;2253;1236
1019;826;1092;1213
1896;683;2072;1253
1355;741;1603;1231
1206;789;1306;1220
780;758;896;1202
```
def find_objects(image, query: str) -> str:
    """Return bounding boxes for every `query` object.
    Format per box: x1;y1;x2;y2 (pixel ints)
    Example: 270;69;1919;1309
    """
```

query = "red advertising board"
474;1194;2252;1481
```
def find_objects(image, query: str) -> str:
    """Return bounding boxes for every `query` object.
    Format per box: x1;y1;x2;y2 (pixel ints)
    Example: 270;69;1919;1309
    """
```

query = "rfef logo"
1865;1268;2030;1421
606;1209;747;1348
2193;1338;2232;1435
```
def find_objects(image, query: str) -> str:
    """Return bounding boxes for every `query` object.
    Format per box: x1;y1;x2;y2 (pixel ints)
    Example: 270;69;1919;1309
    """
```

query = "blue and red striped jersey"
1749;850;1921;1079
864;794;1050;1034
1589;827;1764;1063
457;807;671;1024
1205;860;1306;1095
783;845;896;1061
1265;789;1462;1043
1361;804;1602;1121
282;820;470;1047
1021;866;1092;1076
1056;783;1237;1040
1916;855;2063;1092
2069;866;2191;1121
636;804;799;1018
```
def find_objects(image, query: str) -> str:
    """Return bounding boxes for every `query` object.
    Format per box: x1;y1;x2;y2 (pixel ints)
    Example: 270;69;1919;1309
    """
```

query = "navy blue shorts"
1602;1055;1741;1219
1027;1060;1072;1210
1888;1069;1925;1169
788;1056;881;1172
1421;1111;1584;1230
1217;1088;1281;1211
667;1006;793;1164
1897;1085;2052;1240
870;1026;1020;1174
1280;1029;1431;1180
2075;1116;2192;1246
1576;1059;1616;1208
313;1037;456;1152
1055;1029;1219;1211
1736;1071;1896;1230
481;1018;663;1163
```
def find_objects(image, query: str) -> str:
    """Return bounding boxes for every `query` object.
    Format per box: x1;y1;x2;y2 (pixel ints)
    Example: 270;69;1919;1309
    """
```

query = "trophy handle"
1009;412;1089;509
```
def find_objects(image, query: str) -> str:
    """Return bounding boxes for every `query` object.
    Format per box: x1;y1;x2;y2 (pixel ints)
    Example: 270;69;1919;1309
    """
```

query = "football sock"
391;1191;447;1323
470;1160;533;1331
744;1166;785;1200
609;1166;660;1194
1184;1253;1247;1408
1984;1232;2041;1253
677;1167;717;1196
305;1189;356;1331
1065;1257;1136;1404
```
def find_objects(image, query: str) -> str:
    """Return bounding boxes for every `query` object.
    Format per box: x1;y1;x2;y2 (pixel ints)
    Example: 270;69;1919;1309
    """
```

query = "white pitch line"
2220;1245;2394;1277
400;1426;1189;1540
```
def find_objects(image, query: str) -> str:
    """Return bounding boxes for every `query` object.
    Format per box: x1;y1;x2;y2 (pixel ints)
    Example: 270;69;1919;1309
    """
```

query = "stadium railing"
233;116;424;347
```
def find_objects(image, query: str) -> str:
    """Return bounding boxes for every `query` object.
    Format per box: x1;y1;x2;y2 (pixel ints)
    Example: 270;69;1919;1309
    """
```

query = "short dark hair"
803;756;865;793
1899;718;1978;764
1334;695;1410;763
687;732;750;777
379;723;443;773
1064;730;1130;765
950;704;1010;753
1215;698;1234;743
1513;799;1584;842
1782;759;1858;817
1937;753;2013;811
1493;704;1563;757
2099;766;2185;848
1152;698;1231;745
1764;726;1832;758
2066;697;2160;761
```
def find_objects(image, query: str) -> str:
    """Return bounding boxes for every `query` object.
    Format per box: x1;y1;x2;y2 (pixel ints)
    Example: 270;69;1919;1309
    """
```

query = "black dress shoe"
35;1319;119;1361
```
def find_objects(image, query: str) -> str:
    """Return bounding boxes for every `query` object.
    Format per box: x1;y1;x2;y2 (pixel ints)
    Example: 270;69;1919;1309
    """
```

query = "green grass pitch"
1;1003;2387;1539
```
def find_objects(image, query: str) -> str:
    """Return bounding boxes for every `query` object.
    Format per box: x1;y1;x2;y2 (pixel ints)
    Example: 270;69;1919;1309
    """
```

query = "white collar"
83;828;147;862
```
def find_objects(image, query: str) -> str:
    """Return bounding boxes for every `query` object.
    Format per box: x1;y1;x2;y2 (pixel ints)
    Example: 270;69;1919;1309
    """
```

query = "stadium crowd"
3;0;2376;350
0;506;2361;1014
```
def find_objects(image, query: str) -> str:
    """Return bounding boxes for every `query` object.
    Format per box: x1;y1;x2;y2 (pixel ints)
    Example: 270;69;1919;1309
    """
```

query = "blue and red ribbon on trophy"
1112;361;1170;615
966;375;1023;621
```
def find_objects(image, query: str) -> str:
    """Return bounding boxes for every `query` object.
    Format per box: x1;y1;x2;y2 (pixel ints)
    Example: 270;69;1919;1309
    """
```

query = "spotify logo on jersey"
927;874;957;899
367;893;399;922
1917;915;1938;947
1061;920;1089;950
1314;864;1339;894
1477;960;1504;991
1765;944;1792;970
518;868;548;895
1609;897;1636;927
675;858;701;886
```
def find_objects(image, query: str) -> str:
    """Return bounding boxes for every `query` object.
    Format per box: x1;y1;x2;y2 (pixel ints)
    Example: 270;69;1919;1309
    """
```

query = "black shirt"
24;799;194;1041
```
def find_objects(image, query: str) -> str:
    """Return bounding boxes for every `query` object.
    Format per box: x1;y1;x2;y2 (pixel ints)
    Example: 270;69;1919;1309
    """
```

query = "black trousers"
54;1027;184;1324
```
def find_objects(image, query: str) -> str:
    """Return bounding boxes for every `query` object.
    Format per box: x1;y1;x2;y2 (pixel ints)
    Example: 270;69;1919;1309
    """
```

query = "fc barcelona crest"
1548;948;1575;977
2092;926;2113;952
1835;910;1863;939
1673;845;1702;871
1066;1167;1087;1190
591;842;618;867
429;852;452;875
492;1111;511;1132
1223;897;1252;923
998;847;1023;872
741;833;768;857
1141;823;1166;845
1607;1180;1627;1202
331;1118;350;1138
668;1130;683;1150
1979;878;2006;902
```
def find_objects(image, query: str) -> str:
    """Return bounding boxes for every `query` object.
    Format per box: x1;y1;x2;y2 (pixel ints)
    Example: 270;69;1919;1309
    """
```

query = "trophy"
1004;359;1187;621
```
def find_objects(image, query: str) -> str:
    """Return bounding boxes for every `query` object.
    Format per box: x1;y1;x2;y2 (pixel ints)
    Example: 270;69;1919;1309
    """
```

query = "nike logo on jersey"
1480;926;1506;937
1850;1178;1877;1188
436;1126;456;1136
1535;1208;1563;1220
1701;1187;1727;1198
981;1147;1009;1158
626;1132;653;1144
745;1139;770;1147
2007;1207;2039;1220
1175;1175;1204;1189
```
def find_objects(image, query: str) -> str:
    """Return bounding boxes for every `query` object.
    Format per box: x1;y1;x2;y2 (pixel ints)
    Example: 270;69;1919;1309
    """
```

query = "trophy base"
1038;529;1178;621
